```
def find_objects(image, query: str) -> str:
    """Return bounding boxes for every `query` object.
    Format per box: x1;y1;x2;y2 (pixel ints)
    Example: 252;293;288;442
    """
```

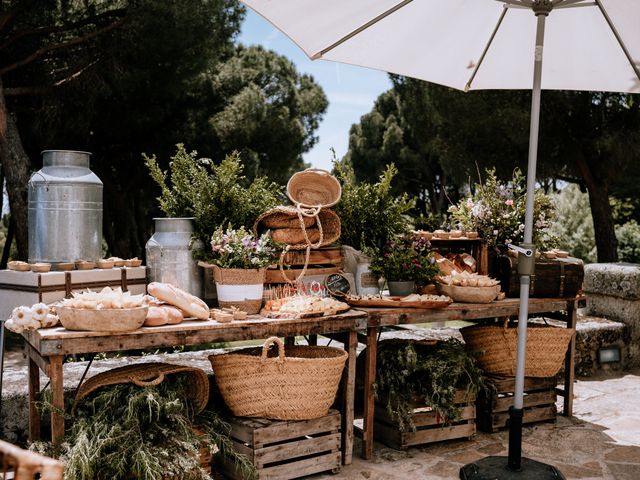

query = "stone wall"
584;263;640;366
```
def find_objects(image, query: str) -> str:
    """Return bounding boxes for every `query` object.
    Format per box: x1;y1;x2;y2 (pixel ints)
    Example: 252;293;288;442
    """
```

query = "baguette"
147;282;209;320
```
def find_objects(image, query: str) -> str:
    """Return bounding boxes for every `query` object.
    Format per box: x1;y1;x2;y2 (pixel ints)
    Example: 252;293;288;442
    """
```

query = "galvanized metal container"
145;218;203;297
28;150;103;264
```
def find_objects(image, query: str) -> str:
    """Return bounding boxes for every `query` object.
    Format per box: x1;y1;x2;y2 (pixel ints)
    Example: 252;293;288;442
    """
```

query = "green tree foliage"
615;221;640;264
345;82;458;218
201;46;328;183
8;1;326;258
549;184;596;263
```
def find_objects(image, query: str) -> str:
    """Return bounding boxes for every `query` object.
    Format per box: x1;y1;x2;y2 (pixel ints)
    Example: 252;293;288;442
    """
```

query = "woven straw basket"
209;337;348;420
254;207;341;250
73;362;210;414
212;265;265;314
287;168;342;208
461;322;575;377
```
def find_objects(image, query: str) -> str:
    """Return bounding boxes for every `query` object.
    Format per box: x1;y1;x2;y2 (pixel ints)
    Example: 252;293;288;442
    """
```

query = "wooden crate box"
374;390;476;450
477;376;557;433
217;410;341;480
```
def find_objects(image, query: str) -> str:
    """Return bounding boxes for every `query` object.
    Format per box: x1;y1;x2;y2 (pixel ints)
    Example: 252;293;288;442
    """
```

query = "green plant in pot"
368;235;440;296
208;225;279;314
144;144;282;254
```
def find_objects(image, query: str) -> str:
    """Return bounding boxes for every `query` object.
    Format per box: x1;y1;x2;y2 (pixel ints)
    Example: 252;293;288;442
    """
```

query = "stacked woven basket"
254;168;342;282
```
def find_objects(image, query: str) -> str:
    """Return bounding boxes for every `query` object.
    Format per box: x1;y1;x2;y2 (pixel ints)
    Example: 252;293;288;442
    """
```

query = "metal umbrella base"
460;456;566;480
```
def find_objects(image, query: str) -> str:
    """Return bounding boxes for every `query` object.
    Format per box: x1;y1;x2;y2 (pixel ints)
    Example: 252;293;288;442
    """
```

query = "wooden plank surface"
363;297;577;327
253;412;340;446
375;404;476;428
261;451;341;479
493;391;556;412
24;310;366;356
255;433;340;466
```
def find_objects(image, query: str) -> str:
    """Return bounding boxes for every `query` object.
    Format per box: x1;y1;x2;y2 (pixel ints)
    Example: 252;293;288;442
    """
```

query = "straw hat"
73;362;210;414
287;168;342;208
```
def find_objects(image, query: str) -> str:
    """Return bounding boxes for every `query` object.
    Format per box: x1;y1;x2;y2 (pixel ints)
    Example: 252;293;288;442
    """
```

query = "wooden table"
21;310;367;465
357;296;580;459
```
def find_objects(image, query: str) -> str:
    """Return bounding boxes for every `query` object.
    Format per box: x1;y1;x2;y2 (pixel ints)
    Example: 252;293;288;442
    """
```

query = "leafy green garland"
34;376;256;480
374;339;489;432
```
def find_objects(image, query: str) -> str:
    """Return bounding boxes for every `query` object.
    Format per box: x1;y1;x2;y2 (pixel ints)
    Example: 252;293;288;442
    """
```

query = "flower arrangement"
368;235;440;286
448;168;558;251
210;226;278;269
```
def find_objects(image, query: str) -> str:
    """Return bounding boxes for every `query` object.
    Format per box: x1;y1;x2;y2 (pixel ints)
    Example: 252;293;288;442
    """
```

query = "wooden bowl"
75;261;96;270
555;250;569;258
449;230;463;239
124;258;143;267
30;263;52;273
466;231;479;239
56;262;75;271
97;259;115;269
57;306;148;332
437;284;500;304
108;257;125;267
7;261;30;272
543;251;557;259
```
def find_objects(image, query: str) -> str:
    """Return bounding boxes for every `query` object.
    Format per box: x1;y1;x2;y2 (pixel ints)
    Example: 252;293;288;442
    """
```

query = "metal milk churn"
28;150;103;264
145;218;203;298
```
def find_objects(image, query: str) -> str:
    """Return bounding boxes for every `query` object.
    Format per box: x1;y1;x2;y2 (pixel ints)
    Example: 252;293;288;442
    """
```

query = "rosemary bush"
333;159;414;252
34;376;255;480
374;339;488;432
145;144;282;247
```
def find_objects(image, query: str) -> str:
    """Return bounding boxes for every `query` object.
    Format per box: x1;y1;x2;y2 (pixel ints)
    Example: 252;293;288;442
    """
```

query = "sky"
237;9;392;171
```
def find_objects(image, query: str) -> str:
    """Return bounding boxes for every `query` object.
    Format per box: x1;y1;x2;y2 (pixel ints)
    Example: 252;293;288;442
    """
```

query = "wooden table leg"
49;355;65;445
563;300;577;416
308;334;318;346
362;326;378;460
284;336;295;347
28;356;41;442
340;330;357;465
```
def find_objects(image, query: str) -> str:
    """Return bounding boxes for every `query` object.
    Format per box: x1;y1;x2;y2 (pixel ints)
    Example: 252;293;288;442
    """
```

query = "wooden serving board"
260;305;350;319
345;296;452;309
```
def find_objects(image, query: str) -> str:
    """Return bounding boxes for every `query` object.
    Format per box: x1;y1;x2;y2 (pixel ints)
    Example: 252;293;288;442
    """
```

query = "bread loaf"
147;282;209;320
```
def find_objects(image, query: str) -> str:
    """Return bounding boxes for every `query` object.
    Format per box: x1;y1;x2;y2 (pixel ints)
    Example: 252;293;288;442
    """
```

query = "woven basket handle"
130;373;165;387
261;336;285;363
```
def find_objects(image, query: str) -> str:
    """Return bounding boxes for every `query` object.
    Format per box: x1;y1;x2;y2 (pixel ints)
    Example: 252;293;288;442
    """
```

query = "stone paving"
312;371;640;480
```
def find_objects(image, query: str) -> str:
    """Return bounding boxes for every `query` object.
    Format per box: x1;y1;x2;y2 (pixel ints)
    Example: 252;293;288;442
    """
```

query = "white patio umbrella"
240;0;640;478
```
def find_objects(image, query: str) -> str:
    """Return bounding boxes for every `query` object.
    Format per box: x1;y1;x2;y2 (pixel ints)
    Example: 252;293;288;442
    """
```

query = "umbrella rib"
311;0;413;59
595;0;640;85
464;6;509;92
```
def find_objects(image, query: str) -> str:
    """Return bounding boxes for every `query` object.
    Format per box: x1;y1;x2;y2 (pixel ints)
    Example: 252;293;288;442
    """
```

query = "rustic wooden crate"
374;390;476;450
477;376;557;433
217;410;341;479
265;247;343;284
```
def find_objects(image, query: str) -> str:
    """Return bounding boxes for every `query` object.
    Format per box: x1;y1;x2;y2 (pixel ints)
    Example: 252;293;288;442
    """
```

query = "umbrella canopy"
244;0;640;93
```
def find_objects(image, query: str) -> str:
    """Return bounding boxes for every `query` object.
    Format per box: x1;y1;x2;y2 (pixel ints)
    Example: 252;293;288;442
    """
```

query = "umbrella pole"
506;6;547;472
461;3;565;478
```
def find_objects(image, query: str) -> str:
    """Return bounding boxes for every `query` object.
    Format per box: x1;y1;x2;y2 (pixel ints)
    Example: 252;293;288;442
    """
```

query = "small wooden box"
477;376;557;433
0;267;147;319
497;255;584;298
217;410;341;479
374;390;476;450
265;247;343;284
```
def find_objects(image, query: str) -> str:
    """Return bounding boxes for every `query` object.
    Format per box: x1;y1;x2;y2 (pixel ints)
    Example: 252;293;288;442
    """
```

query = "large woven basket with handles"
73;362;210;414
209;337;348;420
460;321;575;378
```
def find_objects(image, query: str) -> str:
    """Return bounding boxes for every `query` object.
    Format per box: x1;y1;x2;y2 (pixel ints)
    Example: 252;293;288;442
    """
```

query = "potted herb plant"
208;226;278;314
368;235;440;296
